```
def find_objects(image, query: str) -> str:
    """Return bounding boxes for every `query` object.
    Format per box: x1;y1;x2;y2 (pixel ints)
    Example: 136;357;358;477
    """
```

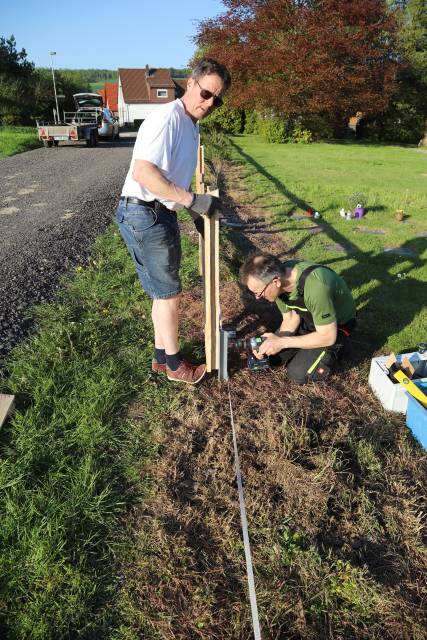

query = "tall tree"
363;0;427;143
396;0;427;143
0;35;35;125
33;69;91;122
195;0;399;119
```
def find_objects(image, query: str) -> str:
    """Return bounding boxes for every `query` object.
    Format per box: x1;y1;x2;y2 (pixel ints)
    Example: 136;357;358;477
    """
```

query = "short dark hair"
191;57;231;90
239;253;287;285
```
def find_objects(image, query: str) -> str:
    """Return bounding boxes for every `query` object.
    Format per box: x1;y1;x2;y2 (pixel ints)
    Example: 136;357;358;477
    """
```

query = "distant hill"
36;68;117;84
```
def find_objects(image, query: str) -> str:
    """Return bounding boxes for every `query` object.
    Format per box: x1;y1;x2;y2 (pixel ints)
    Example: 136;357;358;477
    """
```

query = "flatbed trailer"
36;110;100;147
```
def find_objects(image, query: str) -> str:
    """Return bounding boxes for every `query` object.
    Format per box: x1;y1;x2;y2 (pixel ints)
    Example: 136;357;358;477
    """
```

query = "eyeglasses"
196;80;223;108
254;278;275;300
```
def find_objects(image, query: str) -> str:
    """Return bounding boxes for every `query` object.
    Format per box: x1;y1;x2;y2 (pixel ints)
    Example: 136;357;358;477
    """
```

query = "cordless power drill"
229;336;270;371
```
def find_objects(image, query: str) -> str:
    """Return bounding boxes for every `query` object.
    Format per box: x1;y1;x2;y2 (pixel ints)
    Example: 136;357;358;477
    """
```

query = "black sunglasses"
196;80;223;108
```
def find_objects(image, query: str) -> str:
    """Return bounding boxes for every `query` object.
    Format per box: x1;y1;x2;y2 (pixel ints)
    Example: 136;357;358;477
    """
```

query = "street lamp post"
49;51;60;124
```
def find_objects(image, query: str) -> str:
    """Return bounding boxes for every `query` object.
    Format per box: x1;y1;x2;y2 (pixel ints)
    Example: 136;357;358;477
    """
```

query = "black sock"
154;348;166;364
166;351;182;371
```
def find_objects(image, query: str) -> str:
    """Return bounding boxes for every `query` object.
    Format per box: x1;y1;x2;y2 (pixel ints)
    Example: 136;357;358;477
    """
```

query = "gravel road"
0;136;135;373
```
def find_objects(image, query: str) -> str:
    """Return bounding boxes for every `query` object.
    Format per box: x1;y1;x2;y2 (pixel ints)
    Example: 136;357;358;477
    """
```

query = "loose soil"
119;162;427;639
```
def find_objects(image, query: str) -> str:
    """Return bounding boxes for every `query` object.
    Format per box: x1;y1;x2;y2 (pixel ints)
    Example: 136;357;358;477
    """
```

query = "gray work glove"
188;193;222;218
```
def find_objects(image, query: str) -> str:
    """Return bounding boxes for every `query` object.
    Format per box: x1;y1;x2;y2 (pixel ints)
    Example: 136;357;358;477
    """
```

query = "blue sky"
2;0;225;69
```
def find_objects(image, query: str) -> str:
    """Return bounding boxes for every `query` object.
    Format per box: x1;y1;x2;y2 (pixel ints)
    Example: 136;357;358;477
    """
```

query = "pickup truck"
36;93;117;147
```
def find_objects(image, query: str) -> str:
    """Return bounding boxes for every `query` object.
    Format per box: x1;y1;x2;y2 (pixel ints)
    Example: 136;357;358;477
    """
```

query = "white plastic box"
368;351;427;413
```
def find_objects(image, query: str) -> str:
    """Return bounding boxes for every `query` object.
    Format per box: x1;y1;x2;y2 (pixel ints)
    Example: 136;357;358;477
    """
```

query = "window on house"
157;89;167;98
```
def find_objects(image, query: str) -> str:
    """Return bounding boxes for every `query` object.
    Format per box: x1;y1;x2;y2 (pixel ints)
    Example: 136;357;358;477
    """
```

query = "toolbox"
368;350;427;413
405;379;427;449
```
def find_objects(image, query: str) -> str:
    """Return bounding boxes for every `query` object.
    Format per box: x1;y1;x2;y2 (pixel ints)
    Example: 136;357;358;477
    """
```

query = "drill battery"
229;334;270;371
247;354;270;371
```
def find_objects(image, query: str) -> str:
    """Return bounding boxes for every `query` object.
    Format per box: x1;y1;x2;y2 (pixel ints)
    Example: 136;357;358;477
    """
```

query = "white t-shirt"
121;99;199;211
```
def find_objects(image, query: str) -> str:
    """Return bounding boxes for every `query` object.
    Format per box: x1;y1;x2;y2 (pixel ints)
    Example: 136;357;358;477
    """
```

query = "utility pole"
49;51;60;124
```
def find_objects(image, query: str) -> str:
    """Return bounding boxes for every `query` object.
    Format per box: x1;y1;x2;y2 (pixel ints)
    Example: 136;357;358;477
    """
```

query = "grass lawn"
0;126;41;158
0;225;200;638
229;136;427;353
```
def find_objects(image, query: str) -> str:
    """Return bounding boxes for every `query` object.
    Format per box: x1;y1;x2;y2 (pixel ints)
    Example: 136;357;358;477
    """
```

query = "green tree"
33;68;91;122
365;0;427;143
0;35;35;125
399;0;427;143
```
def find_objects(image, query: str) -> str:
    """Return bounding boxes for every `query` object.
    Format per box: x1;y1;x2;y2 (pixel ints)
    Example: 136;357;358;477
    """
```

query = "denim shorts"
115;199;182;299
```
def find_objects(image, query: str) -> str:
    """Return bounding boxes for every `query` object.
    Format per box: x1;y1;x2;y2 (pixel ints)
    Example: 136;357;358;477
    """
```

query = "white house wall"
118;87;163;126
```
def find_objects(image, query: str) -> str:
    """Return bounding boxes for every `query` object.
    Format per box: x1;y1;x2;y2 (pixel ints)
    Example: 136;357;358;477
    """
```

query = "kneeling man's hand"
254;332;284;359
188;193;222;218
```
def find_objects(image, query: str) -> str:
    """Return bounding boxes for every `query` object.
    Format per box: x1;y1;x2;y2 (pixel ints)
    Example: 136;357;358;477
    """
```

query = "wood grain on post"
0;394;15;429
203;187;220;372
203;211;220;373
195;141;221;372
196;141;206;276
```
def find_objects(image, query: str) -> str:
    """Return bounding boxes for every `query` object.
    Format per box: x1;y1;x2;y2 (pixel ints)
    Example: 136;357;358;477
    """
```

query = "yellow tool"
393;370;427;407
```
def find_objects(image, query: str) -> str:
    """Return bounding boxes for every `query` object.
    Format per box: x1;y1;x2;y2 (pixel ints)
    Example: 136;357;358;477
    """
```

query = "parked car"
73;93;120;140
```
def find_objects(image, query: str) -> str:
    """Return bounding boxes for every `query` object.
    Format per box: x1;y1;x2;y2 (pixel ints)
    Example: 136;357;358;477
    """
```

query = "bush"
361;102;425;144
289;121;313;144
299;114;336;140
259;116;288;143
203;106;243;134
243;110;259;134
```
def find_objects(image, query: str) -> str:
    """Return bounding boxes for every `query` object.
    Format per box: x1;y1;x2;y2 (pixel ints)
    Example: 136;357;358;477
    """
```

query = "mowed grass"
0;126;41;158
229;136;427;352
0;223;200;638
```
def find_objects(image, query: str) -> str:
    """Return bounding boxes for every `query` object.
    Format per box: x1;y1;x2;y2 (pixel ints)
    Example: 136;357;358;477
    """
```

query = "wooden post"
195;141;205;195
196;140;206;276
195;140;221;372
203;187;220;373
0;394;15;429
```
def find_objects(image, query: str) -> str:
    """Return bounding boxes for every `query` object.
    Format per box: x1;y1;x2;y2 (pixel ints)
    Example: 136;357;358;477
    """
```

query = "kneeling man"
240;253;356;384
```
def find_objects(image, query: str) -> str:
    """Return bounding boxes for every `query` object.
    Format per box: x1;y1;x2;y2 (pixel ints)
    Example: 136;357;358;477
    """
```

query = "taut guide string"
227;380;262;640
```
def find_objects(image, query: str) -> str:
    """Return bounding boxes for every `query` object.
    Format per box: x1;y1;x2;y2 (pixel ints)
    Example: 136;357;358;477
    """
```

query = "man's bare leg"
151;295;206;384
151;296;180;355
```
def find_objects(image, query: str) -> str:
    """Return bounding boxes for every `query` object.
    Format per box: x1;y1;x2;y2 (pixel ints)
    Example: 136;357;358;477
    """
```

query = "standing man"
116;58;231;384
240;253;357;384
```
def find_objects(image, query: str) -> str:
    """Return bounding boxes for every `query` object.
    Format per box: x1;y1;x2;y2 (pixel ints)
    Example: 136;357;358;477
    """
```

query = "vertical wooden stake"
0;394;15;429
194;140;221;372
195;140;205;196
203;212;220;373
203;187;220;373
196;140;206;277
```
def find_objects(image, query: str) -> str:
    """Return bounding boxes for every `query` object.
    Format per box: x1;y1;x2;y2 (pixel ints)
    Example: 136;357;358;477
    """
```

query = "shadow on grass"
225;140;426;357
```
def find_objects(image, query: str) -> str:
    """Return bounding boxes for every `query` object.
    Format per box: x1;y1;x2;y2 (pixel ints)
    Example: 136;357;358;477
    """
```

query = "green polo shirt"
276;260;356;326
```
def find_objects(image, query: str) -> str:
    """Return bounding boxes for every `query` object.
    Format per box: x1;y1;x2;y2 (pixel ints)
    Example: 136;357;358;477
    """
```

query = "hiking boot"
152;359;167;375
166;360;206;385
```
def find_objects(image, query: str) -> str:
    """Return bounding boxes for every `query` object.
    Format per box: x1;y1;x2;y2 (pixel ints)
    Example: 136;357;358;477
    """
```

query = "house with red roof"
118;66;187;127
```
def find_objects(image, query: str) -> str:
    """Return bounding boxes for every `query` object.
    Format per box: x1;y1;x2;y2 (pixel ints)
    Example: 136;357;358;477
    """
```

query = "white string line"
227;380;262;640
